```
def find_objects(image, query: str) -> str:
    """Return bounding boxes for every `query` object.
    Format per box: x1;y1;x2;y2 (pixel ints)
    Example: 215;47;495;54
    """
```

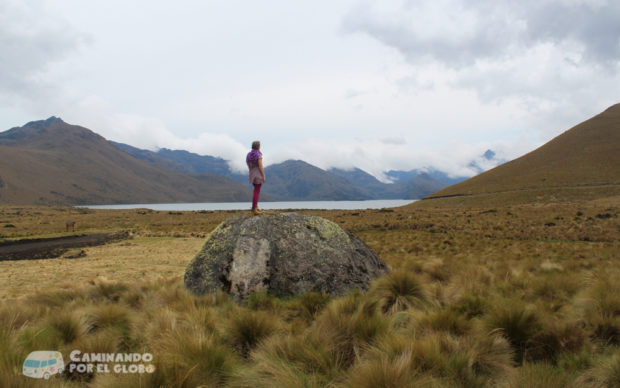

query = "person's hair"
251;141;261;150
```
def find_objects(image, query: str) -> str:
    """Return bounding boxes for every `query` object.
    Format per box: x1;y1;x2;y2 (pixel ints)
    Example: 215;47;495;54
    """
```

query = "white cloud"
62;93;536;180
64;96;249;172
344;0;620;67
0;0;89;105
1;0;618;185
268;135;536;181
344;0;620;138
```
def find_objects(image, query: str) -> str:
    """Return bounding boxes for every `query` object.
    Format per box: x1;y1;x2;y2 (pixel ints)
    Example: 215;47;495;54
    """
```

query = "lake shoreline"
78;199;417;211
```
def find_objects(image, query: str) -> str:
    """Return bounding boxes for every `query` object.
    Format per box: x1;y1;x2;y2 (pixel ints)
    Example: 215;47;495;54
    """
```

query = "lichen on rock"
184;212;388;298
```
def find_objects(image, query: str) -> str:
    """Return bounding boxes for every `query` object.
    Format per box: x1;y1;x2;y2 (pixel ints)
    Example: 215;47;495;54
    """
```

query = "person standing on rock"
247;141;266;216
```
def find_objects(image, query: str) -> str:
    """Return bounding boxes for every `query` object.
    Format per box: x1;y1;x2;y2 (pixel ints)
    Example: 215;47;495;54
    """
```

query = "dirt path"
0;231;130;261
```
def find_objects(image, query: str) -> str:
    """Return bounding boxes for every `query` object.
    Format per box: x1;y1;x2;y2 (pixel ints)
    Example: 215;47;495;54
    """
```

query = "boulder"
184;212;388;298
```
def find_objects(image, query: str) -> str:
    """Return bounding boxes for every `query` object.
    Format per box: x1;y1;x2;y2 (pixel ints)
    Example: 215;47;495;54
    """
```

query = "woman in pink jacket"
246;141;266;215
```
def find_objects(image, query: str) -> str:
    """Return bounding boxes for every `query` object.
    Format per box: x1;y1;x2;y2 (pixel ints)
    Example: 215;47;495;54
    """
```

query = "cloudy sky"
2;0;619;180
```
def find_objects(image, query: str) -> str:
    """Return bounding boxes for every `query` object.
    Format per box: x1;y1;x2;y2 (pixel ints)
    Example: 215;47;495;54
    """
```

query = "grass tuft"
46;309;87;344
579;350;620;387
450;293;488;319
580;275;620;346
246;292;282;312
484;301;542;364
291;291;331;322
154;328;240;388
227;308;279;357
313;294;389;367
507;363;577;388
369;270;431;314
527;319;587;363
342;350;421;388
246;331;343;387
88;279;129;302
86;303;132;333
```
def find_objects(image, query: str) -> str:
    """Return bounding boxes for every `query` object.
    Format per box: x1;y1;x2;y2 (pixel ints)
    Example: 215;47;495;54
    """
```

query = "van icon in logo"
23;351;64;379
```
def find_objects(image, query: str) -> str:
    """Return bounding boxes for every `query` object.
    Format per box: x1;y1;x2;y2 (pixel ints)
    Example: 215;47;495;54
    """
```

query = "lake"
82;199;416;211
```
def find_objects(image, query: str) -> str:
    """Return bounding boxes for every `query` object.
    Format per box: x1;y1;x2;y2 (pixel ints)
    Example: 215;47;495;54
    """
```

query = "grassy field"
0;199;619;387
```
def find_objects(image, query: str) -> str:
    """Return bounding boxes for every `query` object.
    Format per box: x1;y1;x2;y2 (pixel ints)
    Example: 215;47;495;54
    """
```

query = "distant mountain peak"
45;116;63;123
483;149;496;160
23;116;64;128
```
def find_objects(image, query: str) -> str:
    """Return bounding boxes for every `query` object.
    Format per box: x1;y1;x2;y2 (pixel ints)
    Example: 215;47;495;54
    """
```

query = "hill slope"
0;117;252;205
421;104;620;206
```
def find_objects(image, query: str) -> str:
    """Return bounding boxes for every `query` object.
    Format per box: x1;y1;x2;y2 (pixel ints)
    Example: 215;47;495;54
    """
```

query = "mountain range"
0;117;468;205
110;140;469;201
0;117;253;205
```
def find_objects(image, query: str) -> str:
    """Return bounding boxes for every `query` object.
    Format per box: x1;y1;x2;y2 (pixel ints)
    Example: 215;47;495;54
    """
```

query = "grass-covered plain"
0;200;619;387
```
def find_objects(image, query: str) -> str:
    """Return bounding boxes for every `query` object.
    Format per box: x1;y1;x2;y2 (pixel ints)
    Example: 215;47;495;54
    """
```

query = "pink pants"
252;184;262;209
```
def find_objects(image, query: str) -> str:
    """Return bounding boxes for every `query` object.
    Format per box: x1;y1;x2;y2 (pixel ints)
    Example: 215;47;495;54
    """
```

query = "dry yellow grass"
0;199;618;386
0;237;203;299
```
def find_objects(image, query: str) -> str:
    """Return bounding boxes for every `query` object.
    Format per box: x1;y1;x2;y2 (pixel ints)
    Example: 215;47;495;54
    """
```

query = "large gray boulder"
184;212;388;298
